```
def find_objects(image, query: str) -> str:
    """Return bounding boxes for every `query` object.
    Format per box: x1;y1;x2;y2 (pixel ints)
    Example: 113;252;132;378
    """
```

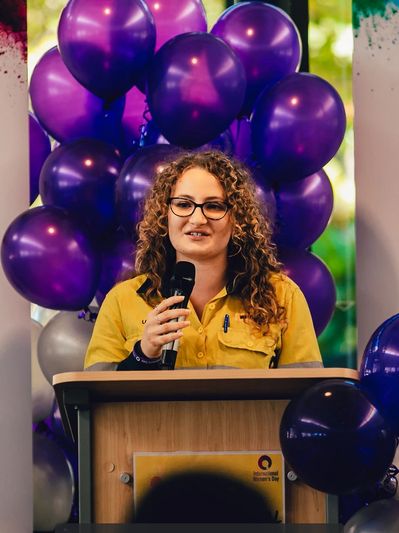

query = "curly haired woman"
84;151;322;371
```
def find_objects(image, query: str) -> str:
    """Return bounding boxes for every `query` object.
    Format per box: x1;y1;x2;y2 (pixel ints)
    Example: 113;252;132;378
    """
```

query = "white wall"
0;40;32;532
354;5;399;357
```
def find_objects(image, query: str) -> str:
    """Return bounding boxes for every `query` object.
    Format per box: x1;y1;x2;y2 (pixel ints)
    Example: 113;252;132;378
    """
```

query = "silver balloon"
344;499;399;533
33;432;74;531
31;319;55;422
37;311;95;384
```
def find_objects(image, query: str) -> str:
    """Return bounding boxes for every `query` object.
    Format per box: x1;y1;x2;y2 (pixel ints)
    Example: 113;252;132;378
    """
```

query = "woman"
84;150;322;370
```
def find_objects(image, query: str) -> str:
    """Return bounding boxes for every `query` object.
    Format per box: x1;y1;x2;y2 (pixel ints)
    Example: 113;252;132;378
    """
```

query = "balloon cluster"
3;1;345;336
279;316;399;523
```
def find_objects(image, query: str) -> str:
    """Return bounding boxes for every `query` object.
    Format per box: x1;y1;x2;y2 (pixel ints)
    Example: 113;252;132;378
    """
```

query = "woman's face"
168;166;232;264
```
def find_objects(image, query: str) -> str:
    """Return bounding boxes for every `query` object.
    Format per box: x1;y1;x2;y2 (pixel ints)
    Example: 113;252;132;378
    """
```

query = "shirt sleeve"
278;284;323;368
84;289;134;369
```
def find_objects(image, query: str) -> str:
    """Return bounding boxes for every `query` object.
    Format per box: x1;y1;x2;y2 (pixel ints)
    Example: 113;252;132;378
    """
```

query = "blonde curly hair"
135;150;285;331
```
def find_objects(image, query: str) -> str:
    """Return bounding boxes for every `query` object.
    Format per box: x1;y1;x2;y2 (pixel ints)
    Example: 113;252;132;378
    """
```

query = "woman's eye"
176;201;192;208
206;202;224;211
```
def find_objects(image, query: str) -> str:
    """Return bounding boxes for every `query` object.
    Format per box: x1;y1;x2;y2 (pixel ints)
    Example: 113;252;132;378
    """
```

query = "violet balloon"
30;47;125;144
29;113;51;204
212;1;301;116
58;0;155;100
147;32;246;148
279;247;336;336
275;170;334;249
96;233;136;306
360;313;399;435
1;206;100;310
252;73;346;181
280;379;397;494
39;139;121;235
229;117;252;164
145;0;207;52
116;144;181;233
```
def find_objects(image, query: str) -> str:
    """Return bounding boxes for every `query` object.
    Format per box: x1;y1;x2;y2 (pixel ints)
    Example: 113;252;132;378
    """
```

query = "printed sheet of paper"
134;451;284;522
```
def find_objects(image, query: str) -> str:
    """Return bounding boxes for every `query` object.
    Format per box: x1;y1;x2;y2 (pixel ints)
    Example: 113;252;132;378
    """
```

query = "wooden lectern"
53;368;358;525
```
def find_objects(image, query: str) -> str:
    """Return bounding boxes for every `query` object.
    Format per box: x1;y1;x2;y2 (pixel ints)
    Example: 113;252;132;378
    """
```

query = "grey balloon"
33;432;74;531
344;499;399;533
31;319;55;422
37;311;95;383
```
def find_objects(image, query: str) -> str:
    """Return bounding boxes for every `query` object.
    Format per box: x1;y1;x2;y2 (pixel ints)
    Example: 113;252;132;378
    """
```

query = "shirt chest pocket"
216;328;277;369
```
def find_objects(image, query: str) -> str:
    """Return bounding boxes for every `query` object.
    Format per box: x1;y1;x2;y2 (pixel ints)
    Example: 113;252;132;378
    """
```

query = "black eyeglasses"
168;197;230;220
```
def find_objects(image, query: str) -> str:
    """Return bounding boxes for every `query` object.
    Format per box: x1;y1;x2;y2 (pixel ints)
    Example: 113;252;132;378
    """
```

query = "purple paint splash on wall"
0;0;27;62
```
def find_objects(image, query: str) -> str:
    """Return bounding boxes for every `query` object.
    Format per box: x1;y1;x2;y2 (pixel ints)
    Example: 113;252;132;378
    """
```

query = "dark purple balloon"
252;73;346;181
212;1;301;116
195;128;234;156
279;247;336;336
58;0;155;100
280;379;396;494
360;314;399;435
145;0;207;52
96;233;136;306
274;169;333;249
30;47;125;144
116;144;181;233
39;139;121;235
229;117;252;164
29;113;51;204
1;206;100;310
251;168;276;224
147;32;246;148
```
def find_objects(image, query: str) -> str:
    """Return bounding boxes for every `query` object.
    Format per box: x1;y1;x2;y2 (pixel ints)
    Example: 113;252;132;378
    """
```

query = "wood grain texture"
91;400;325;524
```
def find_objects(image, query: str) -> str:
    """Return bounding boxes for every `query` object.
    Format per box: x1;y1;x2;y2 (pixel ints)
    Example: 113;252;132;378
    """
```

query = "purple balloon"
1;206;100;310
29;113;51;204
39;139;121;235
147;32;246;148
30;47;125;144
195;128;234;156
360;314;399;434
212;1;301;116
146;0;207;52
58;0;155;100
116;144;181;233
280;379;396;494
274;170;333;249
279;247;336;336
229;117;252;164
251;169;276;224
96;233;136;306
252;73;346;181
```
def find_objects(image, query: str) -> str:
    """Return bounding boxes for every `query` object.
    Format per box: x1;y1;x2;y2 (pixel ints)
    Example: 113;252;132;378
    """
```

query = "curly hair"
135;150;285;331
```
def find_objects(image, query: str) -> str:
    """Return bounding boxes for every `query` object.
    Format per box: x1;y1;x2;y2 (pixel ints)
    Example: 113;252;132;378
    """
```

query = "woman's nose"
189;205;208;224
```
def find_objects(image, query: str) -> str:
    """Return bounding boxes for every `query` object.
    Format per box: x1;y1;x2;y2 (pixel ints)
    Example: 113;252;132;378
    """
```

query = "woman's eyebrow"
175;194;225;201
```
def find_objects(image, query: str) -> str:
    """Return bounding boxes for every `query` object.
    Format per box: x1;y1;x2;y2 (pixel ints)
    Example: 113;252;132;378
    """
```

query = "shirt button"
209;303;215;310
247;340;254;347
197;352;204;359
198;326;204;334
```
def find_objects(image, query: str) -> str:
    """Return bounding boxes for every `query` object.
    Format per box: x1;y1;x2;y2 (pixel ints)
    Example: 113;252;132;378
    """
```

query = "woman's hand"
140;295;191;358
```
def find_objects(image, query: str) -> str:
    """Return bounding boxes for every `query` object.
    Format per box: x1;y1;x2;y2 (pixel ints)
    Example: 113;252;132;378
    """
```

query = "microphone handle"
161;288;187;369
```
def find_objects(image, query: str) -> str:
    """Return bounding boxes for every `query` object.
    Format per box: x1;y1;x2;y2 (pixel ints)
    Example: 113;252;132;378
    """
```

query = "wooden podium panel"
54;368;358;525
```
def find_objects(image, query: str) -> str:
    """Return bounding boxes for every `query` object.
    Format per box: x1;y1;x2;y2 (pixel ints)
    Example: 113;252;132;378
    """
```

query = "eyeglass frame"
168;197;231;220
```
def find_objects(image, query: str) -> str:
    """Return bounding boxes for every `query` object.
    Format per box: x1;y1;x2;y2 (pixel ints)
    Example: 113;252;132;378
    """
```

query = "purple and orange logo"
257;455;272;471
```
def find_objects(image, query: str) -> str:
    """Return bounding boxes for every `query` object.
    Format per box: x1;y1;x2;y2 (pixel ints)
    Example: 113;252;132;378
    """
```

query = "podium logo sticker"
257;455;272;471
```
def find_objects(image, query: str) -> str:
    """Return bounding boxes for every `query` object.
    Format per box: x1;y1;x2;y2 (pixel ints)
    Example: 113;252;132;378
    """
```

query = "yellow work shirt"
84;273;322;370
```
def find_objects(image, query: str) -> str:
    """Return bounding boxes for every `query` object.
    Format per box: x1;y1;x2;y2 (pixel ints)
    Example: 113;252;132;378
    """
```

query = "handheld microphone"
161;261;195;369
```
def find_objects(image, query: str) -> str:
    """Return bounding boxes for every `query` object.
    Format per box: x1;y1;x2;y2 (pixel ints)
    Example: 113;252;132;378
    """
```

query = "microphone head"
173;261;196;282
